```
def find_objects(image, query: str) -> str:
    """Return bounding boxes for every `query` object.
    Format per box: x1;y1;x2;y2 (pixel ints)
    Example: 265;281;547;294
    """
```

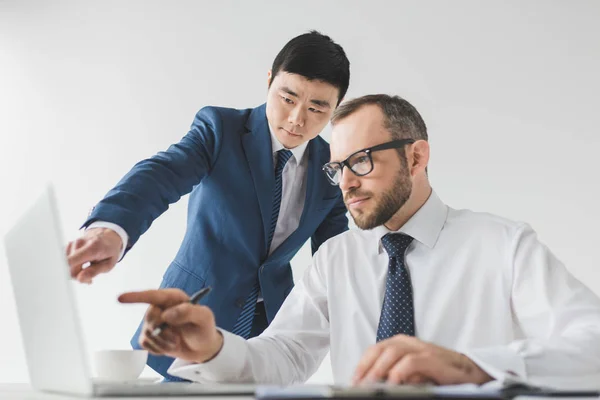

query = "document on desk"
256;382;600;399
256;383;433;399
432;383;503;398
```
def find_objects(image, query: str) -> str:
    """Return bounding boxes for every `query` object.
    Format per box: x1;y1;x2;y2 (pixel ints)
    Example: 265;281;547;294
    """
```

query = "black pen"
151;286;212;337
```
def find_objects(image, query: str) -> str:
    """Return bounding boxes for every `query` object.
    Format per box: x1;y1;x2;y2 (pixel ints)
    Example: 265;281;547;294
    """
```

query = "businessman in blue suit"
66;31;350;380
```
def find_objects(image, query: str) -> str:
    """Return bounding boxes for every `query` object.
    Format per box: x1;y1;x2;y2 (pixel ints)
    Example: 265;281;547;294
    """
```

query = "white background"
1;0;599;383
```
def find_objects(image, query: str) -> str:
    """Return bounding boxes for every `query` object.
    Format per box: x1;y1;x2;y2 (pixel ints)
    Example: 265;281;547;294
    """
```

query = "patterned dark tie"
376;233;415;342
231;149;293;338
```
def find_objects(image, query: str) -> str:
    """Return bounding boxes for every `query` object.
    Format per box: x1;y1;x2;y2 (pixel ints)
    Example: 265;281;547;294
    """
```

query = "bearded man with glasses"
120;94;600;389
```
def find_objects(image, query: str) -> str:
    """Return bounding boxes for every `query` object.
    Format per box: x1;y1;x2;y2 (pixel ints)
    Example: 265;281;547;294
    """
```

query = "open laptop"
3;185;255;397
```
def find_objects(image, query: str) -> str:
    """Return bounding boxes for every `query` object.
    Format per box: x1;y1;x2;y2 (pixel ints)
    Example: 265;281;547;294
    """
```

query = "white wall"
1;0;599;384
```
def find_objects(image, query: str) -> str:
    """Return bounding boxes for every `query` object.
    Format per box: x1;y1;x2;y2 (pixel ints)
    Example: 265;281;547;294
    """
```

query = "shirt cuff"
463;346;527;385
86;221;128;261
168;329;249;383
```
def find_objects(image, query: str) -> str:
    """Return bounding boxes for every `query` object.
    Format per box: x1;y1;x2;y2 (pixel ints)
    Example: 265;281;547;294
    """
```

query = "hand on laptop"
118;289;224;364
66;228;122;284
352;335;492;386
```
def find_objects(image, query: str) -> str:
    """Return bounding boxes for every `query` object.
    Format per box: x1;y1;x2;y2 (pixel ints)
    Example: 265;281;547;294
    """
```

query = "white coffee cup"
92;350;148;381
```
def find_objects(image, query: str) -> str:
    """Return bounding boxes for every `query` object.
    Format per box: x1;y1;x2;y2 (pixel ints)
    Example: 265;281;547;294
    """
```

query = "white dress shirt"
88;126;309;261
168;190;600;389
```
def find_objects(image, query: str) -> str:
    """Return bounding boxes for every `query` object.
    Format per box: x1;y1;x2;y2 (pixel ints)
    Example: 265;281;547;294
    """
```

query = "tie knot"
276;149;293;172
381;233;413;258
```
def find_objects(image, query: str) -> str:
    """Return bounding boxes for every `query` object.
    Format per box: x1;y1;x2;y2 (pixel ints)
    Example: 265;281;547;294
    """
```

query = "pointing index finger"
118;289;189;308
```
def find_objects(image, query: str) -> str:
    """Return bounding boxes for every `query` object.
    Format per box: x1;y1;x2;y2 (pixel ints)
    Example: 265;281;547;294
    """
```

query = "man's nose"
288;106;305;127
339;166;360;193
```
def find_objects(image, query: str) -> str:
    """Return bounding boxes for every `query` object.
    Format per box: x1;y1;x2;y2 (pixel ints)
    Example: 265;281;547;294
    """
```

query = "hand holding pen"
151;287;212;337
118;286;224;364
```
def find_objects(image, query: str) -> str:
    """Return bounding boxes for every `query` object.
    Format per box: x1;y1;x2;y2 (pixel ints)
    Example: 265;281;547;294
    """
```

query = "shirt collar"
373;189;448;254
268;124;309;163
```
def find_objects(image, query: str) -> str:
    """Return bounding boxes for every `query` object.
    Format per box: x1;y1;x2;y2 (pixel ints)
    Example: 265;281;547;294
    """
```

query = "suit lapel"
298;139;330;228
242;104;274;255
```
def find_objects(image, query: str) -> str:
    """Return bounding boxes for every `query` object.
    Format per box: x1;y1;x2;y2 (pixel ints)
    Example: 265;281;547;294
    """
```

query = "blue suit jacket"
84;104;348;378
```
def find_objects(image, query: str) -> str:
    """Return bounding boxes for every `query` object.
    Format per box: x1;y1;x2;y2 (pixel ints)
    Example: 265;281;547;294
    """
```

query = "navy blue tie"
376;233;415;342
231;149;293;338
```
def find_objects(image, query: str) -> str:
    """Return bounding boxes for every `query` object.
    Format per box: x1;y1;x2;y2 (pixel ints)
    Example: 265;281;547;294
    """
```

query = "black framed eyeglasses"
322;139;416;186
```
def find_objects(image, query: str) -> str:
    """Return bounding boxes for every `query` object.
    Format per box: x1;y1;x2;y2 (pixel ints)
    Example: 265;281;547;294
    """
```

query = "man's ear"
410;140;430;176
267;69;272;87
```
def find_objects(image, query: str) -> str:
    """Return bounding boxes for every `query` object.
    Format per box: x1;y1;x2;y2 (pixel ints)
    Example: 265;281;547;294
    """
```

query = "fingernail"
163;310;177;320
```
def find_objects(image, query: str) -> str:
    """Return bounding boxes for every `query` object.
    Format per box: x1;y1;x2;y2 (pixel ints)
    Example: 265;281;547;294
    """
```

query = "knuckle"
89;236;102;251
179;303;194;313
420;350;435;361
403;353;419;368
198;304;212;316
392;356;417;378
194;305;213;323
367;343;380;354
370;361;383;374
420;354;433;366
387;369;402;383
166;308;180;320
385;346;400;358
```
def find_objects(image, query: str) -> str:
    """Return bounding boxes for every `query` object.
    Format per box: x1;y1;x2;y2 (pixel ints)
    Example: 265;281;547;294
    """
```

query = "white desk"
3;384;599;400
0;383;254;400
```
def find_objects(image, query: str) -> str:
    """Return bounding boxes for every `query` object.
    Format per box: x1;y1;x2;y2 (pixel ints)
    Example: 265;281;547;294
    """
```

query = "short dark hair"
269;30;350;105
331;94;428;142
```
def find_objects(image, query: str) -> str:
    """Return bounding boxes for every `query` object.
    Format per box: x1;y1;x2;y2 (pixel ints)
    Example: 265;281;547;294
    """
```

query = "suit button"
235;298;245;308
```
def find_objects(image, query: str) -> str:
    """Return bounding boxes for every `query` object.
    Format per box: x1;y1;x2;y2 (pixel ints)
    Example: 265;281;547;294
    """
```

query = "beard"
346;167;413;230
